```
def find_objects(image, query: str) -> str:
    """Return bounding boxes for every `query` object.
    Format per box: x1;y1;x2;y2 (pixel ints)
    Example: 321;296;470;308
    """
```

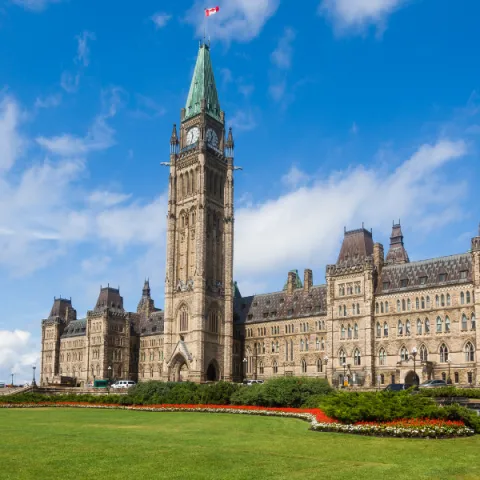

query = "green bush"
230;377;333;408
418;387;480;399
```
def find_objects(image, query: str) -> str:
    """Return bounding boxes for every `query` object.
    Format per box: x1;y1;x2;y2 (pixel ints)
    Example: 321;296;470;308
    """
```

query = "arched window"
441;294;445;307
446;293;451;306
259;362;264;374
400;347;408;362
302;359;307;373
376;322;381;337
436;316;442;333
397;300;401;312
465;342;475;362
290;340;293;361
472;313;476;330
379;348;386;366
435;295;440;307
316;337;320;350
285;341;288;361
385;302;389;313
398;320;403;335
179;305;189;332
352;304;355;315
426;296;431;308
343;305;347;316
384;322;389;337
338;306;342;316
273;361;278;374
417;318;422;335
466;291;471;304
425;318;430;334
341;325;345;339
405;320;411;335
416;298;419;309
402;299;406;311
339;349;346;366
407;299;411;311
304;339;308;352
420;345;428;362
208;309;219;333
354;349;361;366
347;324;352;339
354;323;359;339
460;292;465;305
445;316;450;333
461;314;468;331
321;337;325;350
421;297;425;309
317;358;323;373
275;340;279;353
376;302;379;314
440;344;449;363
300;339;304;351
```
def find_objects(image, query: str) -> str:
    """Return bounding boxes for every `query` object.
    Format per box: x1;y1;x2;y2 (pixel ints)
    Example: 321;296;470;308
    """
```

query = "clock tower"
162;42;235;383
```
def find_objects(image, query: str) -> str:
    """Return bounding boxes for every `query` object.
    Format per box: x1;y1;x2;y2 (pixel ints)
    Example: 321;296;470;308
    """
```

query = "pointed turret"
385;221;410;265
225;127;234;158
185;43;221;122
137;279;155;315
142;278;151;297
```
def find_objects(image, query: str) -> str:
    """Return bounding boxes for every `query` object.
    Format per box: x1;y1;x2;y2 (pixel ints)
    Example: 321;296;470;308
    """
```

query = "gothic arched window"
376;322;381;337
354;323;359;339
465;342;475;362
446;293;451;306
445;316;451;333
316;358;323;373
472;313;476;330
179;305;189;332
436;316;442;333
400;347;408;362
420;345;428;362
425;318;430;334
440;344;449;363
417;318;422;335
354;349;361;366
462;314;468;331
398;320;403;336
301;359;307;373
379;348;386;366
460;292;465;305
384;322;389;337
405;320;411;335
466;291;471;304
339;349;346;366
347;324;352;339
341;325;345;339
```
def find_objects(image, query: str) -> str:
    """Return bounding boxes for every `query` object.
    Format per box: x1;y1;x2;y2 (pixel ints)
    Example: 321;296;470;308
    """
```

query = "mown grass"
0;408;479;480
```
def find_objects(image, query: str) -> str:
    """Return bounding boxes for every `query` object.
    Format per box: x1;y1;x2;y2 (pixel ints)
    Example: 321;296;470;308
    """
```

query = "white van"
0;382;5;388
110;380;136;389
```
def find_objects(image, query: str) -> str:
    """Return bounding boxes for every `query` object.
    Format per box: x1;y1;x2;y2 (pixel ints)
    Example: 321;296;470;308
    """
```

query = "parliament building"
40;43;479;388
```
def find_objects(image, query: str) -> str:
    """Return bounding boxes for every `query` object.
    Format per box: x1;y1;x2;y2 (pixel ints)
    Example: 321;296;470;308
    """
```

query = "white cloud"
81;255;112;275
151;12;172;29
0;96;24;172
34;94;62;109
351;122;359;134
0;330;39;385
131;94;166;119
281;165;309;189
320;0;408;34
87;191;132;208
229;109;257;131
11;0;61;12
271;27;296;70
76;31;96;67
269;80;286;102
60;71;80;93
186;0;280;43
234;140;467;289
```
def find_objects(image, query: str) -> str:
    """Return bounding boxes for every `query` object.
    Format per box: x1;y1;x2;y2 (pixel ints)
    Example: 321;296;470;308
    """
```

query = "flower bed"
0;402;474;438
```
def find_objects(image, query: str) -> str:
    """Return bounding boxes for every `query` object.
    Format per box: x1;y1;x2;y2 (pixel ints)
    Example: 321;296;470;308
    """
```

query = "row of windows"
376;314;476;338
383;271;468;290
338;349;362;366
376;291;474;314
140;350;164;362
255;358;325;375
248;321;327;338
338;282;361;296
140;338;164;348
340;324;359;340
338;304;361;317
60;352;84;362
140;365;163;378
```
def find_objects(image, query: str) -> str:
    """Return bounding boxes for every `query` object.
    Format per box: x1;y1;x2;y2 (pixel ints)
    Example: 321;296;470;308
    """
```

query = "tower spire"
184;43;221;122
385;221;410;265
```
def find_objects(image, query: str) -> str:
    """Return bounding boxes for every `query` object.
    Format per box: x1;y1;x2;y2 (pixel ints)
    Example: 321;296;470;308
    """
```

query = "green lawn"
0;409;479;480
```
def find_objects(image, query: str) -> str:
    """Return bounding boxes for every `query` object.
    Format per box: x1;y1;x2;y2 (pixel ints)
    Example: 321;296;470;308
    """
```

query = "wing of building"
40;43;479;388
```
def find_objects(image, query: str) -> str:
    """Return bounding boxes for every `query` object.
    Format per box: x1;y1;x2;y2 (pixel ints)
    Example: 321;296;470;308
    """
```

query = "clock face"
206;128;219;148
186;127;200;145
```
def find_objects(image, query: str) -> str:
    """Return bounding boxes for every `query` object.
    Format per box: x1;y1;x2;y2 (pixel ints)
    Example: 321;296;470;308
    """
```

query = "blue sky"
1;0;480;382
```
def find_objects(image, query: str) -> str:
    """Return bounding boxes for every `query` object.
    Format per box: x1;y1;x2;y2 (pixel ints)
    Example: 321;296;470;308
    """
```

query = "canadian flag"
205;6;219;17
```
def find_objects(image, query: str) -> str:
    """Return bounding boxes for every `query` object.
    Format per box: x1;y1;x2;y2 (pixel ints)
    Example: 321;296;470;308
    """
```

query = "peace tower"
161;42;235;382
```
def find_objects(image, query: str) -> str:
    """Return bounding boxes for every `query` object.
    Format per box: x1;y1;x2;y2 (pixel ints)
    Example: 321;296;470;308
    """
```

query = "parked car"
243;380;264;386
419;379;448;389
110;380;136;389
0;382;5;388
384;383;409;391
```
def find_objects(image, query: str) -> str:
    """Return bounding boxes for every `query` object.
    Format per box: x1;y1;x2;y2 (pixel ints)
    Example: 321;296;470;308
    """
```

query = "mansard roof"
337;227;374;267
49;297;73;319
61;319;86;338
378;253;472;294
236;285;327;325
184;43;221;122
138;311;164;336
385;222;410;265
94;286;124;313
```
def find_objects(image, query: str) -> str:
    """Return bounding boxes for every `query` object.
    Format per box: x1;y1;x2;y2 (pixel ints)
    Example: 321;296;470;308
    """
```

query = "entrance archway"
405;370;419;386
170;354;189;382
206;362;218;382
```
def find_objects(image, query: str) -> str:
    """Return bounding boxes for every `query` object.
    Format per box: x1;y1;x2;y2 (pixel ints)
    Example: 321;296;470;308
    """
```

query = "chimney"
373;243;385;273
304;269;313;292
287;271;297;295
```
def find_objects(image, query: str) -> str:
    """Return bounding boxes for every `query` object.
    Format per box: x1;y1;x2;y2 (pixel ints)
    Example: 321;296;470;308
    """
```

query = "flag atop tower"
205;6;219;16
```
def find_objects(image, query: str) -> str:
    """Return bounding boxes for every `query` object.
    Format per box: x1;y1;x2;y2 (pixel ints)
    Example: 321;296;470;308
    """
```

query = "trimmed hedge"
418;387;480;399
318;391;480;433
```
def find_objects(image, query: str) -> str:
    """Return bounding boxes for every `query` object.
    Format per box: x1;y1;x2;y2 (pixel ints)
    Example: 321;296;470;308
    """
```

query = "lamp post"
342;362;347;388
242;358;247;382
32;365;36;387
324;356;329;381
108;366;112;383
447;360;452;384
411;346;418;385
11;372;14;387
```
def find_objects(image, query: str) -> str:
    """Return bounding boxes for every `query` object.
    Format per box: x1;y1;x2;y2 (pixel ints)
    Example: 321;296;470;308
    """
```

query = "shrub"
230;377;333;408
418;387;480;399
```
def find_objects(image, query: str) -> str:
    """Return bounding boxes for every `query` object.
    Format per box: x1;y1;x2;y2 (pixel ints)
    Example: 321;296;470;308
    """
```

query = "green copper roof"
283;270;303;290
185;44;221;122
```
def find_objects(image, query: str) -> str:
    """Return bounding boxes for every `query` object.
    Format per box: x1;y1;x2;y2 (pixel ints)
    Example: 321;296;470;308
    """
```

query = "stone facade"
39;42;479;388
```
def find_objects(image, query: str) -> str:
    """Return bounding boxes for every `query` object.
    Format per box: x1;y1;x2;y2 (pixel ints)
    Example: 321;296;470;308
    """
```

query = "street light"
410;346;418;384
447;360;452;384
242;358;247;382
342;362;347;388
324;356;329;381
108;366;112;382
32;365;36;387
11;372;14;387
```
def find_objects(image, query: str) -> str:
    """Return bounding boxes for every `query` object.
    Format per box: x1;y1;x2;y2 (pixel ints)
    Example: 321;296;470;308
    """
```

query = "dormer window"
266;300;271;305
247;314;253;320
438;273;447;282
280;298;284;304
419;276;427;285
400;279;408;288
460;270;467;279
263;312;268;318
382;281;390;290
253;302;258;307
287;309;293;316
